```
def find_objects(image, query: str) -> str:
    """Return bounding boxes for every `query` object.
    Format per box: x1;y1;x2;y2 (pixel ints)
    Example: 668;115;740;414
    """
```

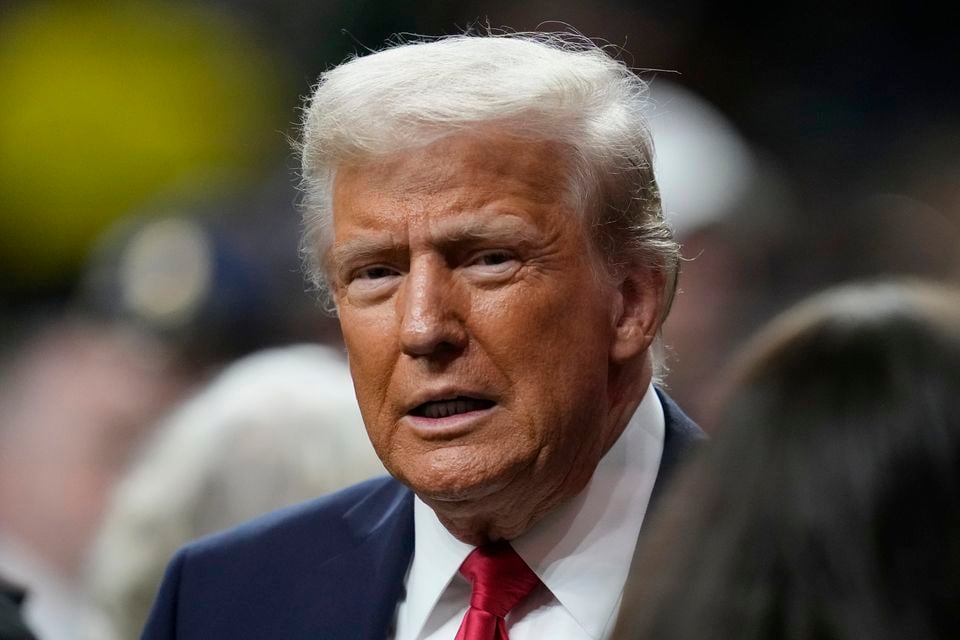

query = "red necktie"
454;541;541;640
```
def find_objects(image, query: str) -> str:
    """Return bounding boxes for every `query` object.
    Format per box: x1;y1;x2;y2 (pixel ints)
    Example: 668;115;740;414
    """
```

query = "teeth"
422;397;486;419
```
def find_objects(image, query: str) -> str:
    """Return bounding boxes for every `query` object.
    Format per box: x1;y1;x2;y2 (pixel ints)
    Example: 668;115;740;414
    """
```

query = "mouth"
408;396;496;420
402;392;499;439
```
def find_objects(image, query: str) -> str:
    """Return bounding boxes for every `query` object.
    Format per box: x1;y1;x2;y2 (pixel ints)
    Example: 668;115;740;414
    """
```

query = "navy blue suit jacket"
142;390;703;639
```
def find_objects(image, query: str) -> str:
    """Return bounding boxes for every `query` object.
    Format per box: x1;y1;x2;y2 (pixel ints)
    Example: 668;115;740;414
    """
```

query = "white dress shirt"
392;384;665;640
0;535;94;640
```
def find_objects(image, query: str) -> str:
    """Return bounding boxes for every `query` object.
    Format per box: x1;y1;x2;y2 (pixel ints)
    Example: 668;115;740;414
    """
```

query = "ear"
609;268;664;364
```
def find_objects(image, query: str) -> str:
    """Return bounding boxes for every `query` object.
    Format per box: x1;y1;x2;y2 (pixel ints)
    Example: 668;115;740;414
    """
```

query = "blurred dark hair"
614;279;960;640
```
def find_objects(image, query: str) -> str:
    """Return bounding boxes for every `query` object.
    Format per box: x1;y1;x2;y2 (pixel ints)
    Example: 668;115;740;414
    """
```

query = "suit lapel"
343;481;416;639
650;387;707;508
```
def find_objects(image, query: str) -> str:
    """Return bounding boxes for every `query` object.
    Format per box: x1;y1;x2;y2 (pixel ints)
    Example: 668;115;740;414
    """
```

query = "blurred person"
82;345;384;640
659;155;800;430
0;320;186;640
613;279;960;640
645;78;793;428
144;32;705;639
78;174;343;363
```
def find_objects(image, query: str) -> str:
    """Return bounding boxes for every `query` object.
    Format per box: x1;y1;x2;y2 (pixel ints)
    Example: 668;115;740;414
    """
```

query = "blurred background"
0;0;956;637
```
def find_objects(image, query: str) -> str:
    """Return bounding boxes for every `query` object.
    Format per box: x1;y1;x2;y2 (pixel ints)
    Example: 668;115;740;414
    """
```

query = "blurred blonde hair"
82;345;384;640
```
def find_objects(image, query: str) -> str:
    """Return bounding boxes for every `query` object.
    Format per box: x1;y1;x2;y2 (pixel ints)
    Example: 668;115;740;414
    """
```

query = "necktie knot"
458;541;540;619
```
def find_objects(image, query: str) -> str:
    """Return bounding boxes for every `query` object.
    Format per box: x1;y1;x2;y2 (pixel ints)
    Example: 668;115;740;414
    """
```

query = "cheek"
340;308;398;434
473;276;612;368
470;280;613;434
341;304;397;373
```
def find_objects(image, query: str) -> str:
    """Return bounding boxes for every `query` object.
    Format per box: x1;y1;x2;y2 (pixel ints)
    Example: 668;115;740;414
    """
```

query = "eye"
464;250;521;280
355;265;399;280
472;251;513;267
344;264;402;303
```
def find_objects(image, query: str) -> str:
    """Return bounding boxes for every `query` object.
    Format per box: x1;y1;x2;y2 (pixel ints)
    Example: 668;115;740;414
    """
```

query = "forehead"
330;133;573;236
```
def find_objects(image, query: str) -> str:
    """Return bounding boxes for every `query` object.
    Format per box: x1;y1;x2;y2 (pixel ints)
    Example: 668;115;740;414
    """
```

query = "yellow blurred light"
0;1;287;286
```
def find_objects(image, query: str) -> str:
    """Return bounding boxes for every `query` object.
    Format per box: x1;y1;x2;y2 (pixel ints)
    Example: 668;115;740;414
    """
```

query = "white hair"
81;345;385;640
298;32;680;317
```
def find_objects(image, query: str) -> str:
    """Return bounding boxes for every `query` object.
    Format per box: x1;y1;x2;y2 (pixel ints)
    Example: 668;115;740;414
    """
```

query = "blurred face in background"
0;324;185;576
327;132;634;542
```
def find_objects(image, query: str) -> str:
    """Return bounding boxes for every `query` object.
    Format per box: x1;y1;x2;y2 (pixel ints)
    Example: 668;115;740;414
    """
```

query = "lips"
410;396;496;419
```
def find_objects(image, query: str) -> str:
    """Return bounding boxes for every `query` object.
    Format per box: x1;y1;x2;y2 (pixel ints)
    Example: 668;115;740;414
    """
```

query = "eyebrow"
327;233;401;276
429;213;540;247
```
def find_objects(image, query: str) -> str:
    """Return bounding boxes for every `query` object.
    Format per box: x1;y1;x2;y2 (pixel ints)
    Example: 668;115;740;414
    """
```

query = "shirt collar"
401;499;473;638
402;383;665;639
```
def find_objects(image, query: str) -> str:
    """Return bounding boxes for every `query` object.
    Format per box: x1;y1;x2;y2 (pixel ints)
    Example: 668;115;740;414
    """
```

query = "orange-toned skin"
328;132;662;545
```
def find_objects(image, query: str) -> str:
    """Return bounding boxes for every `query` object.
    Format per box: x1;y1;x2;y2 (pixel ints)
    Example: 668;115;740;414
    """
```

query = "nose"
399;256;467;358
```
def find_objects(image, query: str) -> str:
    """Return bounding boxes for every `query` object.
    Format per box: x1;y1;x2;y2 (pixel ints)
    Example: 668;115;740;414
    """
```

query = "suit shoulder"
184;475;407;562
145;476;415;637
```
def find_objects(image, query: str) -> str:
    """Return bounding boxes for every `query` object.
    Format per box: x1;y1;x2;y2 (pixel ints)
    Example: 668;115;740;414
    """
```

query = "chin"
397;445;527;508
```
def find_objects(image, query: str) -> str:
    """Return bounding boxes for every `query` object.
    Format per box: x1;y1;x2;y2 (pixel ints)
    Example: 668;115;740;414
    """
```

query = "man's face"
328;133;623;535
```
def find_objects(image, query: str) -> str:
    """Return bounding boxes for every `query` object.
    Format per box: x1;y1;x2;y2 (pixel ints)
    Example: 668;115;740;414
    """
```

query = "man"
0;320;185;640
143;33;704;639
